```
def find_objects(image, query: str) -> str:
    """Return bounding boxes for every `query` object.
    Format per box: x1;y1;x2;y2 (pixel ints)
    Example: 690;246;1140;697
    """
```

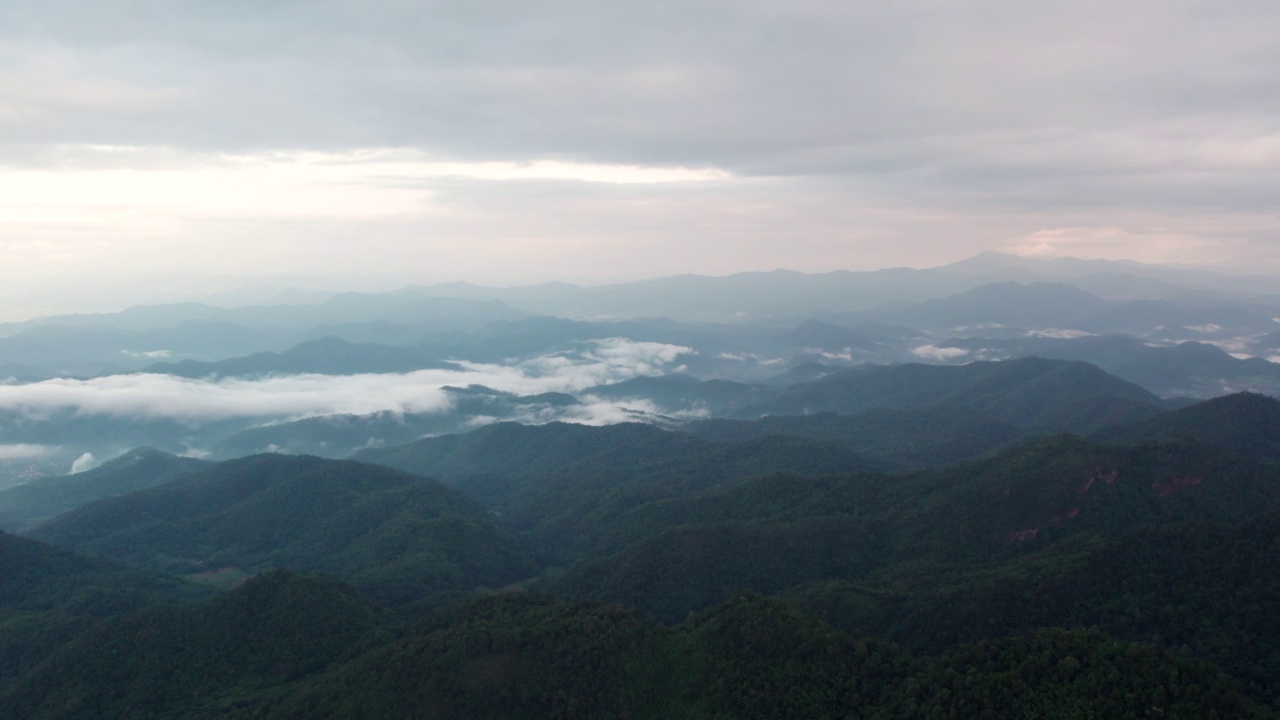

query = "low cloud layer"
912;345;970;362
0;443;56;460
0;339;692;422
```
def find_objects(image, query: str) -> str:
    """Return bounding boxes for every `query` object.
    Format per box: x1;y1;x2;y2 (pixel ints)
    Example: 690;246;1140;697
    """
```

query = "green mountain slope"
0;531;210;698
749;357;1165;424
127;593;1265;720
356;421;882;562
550;435;1280;621
1100;392;1280;461
685;406;1026;469
2;570;392;720
28;454;536;608
0;448;210;532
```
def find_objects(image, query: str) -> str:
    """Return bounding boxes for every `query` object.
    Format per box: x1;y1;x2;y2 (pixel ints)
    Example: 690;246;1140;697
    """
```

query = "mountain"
0;448;210;532
885;434;1280;561
939;251;1280;299
0;294;530;377
583;374;773;415
743;356;1166;427
0;531;210;695
355;421;731;487
1073;298;1279;340
549;434;1280;622
685;406;1026;470
142;336;460;378
209;386;584;459
144;592;1263;720
861;509;1280;705
29;454;537;608
416;267;980;320
0;530;198;614
1100;392;1280;462
867;281;1115;332
0;321;292;378
1;570;391;720
356;421;882;562
941;334;1280;397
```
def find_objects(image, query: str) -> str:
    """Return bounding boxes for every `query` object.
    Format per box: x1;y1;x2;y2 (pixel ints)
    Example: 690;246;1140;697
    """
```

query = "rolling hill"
29;454;537;608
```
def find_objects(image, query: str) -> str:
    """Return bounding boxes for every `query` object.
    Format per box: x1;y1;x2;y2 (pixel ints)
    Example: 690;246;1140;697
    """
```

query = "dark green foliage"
28;454;536;608
903;628;1262;720
0;448;210;532
6;381;1280;716
357;421;880;562
0;532;209;698
549;434;1279;622
245;593;670;720
686;406;1025;469
546;471;884;560
871;511;1280;705
2;570;392;720
886;435;1280;561
95;593;1265;720
1101;392;1280;462
0;532;196;617
558;517;882;624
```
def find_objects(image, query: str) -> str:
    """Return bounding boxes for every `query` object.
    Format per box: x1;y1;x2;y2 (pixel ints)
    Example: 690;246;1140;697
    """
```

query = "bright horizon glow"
1;146;731;222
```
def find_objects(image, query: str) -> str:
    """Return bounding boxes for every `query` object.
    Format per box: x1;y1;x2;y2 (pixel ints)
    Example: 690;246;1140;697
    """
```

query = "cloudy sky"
3;0;1279;305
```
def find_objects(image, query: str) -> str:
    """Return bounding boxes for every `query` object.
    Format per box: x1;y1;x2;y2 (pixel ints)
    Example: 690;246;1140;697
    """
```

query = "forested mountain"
0;531;211;700
549;435;1280;621
1100;392;1280;461
4;255;1280;717
209;386;585;459
741;357;1167;425
3;587;1265;719
941;334;1280;397
2;570;393;720
355;421;880;561
685;406;1025;469
28;454;536;608
0;448;210;532
7;405;1280;716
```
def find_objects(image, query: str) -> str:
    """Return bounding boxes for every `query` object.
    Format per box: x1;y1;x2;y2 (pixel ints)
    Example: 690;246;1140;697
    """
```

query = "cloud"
0;338;691;421
1;1;1279;288
0;443;56;460
911;344;970;362
504;395;711;427
69;451;97;473
1025;329;1095;340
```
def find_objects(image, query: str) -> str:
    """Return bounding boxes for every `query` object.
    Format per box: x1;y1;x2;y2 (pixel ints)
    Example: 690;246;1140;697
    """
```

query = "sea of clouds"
0;338;692;423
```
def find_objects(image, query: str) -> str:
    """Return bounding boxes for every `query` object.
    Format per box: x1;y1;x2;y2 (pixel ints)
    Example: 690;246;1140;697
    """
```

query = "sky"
3;0;1279;310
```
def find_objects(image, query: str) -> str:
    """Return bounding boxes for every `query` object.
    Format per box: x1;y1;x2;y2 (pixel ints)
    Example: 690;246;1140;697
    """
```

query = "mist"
0;339;692;423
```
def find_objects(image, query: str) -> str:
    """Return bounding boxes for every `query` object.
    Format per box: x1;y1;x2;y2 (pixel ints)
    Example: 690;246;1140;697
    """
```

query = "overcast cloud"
2;1;1278;305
